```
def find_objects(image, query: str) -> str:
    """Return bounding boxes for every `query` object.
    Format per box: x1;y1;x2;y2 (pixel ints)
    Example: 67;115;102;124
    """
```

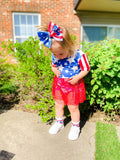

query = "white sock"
72;121;80;127
56;117;63;124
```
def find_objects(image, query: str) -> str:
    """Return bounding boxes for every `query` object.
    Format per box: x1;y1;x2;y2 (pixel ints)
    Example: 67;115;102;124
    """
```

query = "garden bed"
0;37;120;123
0;93;119;126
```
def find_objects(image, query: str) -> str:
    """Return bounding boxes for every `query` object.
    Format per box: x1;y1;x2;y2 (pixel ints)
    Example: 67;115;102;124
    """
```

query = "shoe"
49;122;64;134
68;125;80;140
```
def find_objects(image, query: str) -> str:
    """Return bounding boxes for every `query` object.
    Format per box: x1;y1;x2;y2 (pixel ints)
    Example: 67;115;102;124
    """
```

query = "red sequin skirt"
52;76;86;106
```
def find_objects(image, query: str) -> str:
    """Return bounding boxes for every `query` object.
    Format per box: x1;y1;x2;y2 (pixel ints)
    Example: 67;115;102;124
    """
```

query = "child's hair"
37;22;75;56
56;27;75;56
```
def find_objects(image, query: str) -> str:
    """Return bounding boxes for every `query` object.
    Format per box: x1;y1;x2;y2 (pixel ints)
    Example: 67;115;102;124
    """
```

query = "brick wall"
0;0;81;46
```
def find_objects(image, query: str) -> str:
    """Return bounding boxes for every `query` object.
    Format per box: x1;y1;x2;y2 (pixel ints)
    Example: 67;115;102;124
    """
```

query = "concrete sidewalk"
0;110;96;160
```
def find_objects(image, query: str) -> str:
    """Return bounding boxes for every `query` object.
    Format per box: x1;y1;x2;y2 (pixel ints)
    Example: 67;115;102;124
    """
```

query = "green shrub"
0;58;17;94
13;37;55;122
82;39;120;115
1;37;120;122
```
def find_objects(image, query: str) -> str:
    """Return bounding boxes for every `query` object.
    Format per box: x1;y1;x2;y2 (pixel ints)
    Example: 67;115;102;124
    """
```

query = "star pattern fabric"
37;22;63;48
52;50;90;78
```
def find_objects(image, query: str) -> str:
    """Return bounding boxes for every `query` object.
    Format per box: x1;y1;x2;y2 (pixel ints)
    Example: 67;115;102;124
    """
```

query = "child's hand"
68;75;79;85
52;66;61;77
68;71;89;85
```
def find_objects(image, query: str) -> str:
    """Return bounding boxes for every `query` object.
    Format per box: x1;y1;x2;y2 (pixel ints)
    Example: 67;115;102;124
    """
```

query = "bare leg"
68;105;80;122
55;100;64;118
68;105;80;140
49;100;64;135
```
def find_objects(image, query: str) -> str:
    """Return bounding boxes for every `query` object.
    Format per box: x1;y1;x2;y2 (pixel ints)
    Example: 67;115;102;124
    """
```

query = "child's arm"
51;66;61;77
51;55;61;77
68;52;90;85
68;71;89;85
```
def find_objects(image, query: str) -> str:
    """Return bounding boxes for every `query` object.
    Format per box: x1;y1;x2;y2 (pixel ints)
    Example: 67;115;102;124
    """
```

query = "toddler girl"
37;22;90;140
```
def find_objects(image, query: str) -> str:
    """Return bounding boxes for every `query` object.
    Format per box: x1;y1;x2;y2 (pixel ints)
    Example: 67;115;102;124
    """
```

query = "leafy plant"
82;39;120;116
12;37;55;121
1;37;120;122
0;58;17;94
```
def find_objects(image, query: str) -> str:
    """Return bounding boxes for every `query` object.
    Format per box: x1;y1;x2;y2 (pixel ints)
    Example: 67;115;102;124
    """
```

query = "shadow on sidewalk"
63;101;96;131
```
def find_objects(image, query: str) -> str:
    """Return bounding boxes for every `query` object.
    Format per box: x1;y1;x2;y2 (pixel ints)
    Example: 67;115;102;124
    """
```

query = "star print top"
51;49;90;78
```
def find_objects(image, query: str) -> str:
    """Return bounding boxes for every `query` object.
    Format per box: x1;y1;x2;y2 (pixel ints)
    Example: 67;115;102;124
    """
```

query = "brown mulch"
88;110;120;126
0;93;39;114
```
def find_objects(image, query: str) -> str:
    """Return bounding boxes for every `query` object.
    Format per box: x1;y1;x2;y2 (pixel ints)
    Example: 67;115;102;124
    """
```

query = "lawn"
95;121;120;160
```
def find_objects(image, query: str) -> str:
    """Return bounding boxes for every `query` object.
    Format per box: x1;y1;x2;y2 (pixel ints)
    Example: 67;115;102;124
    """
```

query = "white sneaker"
49;122;64;134
68;126;80;140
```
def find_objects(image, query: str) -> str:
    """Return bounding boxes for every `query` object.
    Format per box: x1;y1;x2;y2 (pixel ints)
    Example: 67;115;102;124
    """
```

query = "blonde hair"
57;27;75;56
37;22;75;56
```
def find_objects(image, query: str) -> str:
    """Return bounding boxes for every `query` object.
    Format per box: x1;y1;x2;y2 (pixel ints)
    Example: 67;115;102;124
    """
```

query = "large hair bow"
37;22;63;48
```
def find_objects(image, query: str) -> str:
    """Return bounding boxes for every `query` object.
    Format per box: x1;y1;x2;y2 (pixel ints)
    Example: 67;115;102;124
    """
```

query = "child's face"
51;42;68;60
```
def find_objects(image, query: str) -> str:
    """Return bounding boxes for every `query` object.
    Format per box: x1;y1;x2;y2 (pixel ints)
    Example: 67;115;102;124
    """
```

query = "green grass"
95;121;120;160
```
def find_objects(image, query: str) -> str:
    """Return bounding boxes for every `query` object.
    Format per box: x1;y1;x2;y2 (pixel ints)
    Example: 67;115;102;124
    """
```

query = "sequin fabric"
52;76;86;105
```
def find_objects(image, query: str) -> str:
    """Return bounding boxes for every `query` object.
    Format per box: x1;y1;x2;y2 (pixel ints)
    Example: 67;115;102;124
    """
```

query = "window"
12;12;40;43
82;25;120;42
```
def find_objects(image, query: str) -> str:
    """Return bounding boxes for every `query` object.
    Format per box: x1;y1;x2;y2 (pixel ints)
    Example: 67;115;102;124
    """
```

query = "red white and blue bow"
37;22;63;48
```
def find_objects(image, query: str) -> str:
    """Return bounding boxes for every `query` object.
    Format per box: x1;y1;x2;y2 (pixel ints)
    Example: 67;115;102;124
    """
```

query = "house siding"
80;12;120;25
0;0;81;45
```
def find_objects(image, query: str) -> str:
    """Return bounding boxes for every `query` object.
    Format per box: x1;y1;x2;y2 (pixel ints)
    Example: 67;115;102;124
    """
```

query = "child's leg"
68;105;80;140
68;105;80;122
55;100;64;118
49;101;64;134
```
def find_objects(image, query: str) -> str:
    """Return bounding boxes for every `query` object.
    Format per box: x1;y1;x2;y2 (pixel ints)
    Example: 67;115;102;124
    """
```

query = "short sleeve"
79;51;90;71
51;54;58;67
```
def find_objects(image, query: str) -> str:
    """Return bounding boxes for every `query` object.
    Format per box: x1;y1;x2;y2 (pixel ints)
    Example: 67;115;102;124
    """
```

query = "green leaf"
93;85;99;91
91;79;96;85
